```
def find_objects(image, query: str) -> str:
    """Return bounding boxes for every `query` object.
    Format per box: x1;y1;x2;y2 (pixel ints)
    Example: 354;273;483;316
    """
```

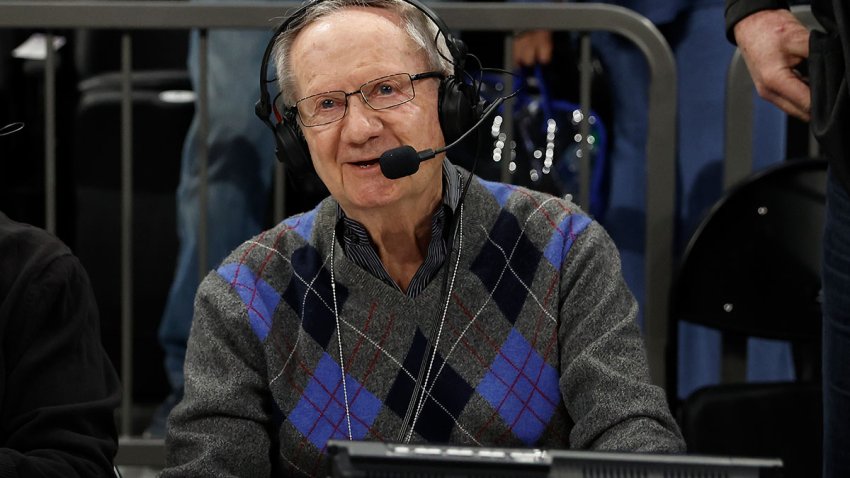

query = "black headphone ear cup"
275;120;312;176
438;76;481;145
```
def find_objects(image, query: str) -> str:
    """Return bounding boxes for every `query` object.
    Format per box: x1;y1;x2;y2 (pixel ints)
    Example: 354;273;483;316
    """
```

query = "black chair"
666;158;826;478
72;88;193;421
69;20;193;431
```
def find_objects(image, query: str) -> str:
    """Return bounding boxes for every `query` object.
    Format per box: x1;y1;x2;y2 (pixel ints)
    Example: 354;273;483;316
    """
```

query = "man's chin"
337;184;403;214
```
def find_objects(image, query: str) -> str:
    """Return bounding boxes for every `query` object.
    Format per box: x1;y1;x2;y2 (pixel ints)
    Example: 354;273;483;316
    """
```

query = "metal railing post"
44;32;56;234
198;29;210;281
120;32;135;436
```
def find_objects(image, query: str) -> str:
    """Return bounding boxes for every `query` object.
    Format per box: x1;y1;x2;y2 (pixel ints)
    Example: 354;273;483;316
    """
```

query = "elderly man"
163;0;684;475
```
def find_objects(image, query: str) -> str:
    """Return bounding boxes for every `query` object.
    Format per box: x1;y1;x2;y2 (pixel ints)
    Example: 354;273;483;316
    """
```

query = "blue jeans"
158;26;276;392
823;173;850;478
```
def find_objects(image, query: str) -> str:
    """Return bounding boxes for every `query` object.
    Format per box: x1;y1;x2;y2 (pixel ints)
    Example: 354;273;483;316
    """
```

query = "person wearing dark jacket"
726;2;849;477
0;210;121;477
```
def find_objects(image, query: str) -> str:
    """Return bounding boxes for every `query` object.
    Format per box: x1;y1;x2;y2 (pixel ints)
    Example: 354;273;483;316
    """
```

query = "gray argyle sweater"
164;167;684;477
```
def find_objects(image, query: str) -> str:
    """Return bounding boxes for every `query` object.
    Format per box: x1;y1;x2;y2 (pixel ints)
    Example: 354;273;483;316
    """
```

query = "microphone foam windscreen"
380;145;420;179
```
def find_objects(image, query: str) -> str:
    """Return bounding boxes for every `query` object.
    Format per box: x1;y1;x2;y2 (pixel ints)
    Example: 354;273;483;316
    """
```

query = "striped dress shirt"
335;159;462;298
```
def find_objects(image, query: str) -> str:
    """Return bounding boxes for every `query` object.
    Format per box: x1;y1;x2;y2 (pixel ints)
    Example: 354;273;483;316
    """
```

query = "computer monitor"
327;440;784;478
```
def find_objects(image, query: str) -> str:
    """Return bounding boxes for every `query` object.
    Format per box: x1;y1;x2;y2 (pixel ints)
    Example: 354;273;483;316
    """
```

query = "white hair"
272;0;455;106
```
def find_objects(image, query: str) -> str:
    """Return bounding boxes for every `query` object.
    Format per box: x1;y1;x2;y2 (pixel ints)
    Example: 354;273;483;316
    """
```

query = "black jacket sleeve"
725;0;791;43
0;217;121;478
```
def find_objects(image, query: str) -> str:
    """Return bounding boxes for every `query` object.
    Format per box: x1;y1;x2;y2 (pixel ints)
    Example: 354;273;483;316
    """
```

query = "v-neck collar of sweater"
330;158;464;298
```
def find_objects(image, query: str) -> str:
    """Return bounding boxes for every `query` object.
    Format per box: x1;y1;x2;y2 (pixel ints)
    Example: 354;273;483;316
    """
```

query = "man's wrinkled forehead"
290;6;425;76
293;5;407;45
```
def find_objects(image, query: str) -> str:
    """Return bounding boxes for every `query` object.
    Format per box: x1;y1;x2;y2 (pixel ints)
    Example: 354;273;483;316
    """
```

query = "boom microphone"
379;146;437;179
379;97;506;180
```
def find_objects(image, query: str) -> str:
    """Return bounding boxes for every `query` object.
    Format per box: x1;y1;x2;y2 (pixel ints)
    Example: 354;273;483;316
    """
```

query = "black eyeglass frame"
290;71;444;127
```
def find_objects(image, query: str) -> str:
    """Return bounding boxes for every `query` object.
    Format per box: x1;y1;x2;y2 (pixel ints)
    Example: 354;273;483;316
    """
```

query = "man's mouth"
351;158;379;168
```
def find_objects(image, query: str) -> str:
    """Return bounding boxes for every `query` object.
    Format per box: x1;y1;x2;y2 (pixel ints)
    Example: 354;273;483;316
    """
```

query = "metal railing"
0;1;676;466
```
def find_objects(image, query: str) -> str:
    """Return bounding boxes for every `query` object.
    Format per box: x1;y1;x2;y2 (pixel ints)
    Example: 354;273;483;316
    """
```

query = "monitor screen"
326;440;784;478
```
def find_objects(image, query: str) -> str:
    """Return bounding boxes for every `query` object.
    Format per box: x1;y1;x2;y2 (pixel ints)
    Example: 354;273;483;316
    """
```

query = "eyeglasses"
293;71;443;127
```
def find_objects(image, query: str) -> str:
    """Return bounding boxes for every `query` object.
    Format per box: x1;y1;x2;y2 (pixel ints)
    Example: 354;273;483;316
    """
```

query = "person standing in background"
148;0;282;437
727;2;850;477
513;0;792;400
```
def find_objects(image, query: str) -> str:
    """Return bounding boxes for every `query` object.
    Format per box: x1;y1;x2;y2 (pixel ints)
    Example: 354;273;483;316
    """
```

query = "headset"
254;0;484;178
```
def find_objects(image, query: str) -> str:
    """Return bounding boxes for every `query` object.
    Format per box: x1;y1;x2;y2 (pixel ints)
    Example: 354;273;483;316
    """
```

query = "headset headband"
256;0;465;124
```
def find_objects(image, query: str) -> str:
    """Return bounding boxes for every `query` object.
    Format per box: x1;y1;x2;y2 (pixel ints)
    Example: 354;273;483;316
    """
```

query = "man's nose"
339;95;382;143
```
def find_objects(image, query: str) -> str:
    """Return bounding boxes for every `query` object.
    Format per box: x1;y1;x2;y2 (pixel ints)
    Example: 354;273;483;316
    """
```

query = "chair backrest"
665;158;827;478
73;87;193;407
74;28;189;82
667;158;826;392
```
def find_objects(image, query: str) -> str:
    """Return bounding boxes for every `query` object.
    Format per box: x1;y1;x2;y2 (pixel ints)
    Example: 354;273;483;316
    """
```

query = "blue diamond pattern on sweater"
217;263;280;342
477;177;515;207
470;210;542;323
385;329;474;442
476;329;559;445
282;208;317;242
282;245;348;349
289;353;382;449
543;213;591;269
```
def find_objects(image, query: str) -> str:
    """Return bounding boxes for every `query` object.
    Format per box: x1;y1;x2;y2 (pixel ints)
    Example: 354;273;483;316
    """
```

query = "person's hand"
513;30;553;67
733;9;811;121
